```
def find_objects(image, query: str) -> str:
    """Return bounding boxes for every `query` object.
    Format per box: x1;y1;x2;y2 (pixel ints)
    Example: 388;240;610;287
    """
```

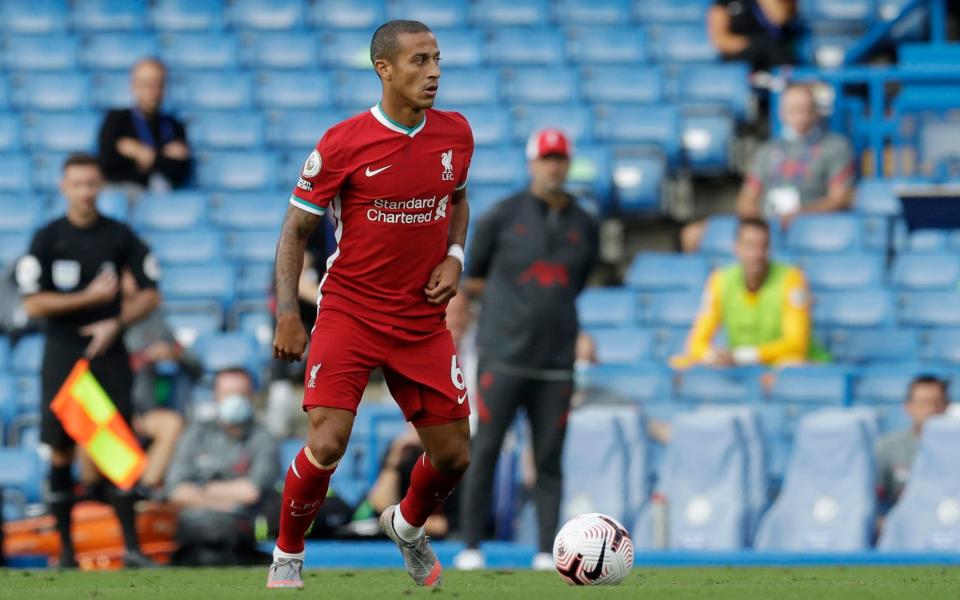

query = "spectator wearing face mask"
681;83;856;252
166;368;279;566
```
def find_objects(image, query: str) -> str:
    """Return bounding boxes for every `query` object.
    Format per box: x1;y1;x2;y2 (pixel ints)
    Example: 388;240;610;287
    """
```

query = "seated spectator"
682;83;856;252
166;368;279;565
98;58;191;194
672;218;820;368
121;271;200;493
876;376;951;515
707;0;798;71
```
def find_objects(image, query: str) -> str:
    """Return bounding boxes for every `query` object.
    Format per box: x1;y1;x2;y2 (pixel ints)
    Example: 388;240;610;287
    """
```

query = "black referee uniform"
460;190;598;554
16;214;159;563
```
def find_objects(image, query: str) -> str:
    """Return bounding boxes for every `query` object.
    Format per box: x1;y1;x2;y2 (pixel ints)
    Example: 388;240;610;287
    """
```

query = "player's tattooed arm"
273;205;321;361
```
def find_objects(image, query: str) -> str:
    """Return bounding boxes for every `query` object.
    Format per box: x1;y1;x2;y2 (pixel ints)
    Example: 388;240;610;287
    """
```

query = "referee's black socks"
48;464;75;562
106;486;142;553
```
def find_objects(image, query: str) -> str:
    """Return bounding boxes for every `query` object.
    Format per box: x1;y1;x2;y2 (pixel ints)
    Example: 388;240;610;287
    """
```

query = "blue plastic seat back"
578;287;637;328
565;25;648;64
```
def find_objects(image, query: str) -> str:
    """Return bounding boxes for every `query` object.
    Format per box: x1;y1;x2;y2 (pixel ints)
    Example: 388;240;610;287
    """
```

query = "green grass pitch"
4;566;959;599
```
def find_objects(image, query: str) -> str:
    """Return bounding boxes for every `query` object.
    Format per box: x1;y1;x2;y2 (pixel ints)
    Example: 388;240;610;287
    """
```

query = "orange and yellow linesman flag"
51;359;146;490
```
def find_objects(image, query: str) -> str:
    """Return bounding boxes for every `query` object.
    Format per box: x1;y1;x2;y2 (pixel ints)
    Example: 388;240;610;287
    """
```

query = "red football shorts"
302;307;470;427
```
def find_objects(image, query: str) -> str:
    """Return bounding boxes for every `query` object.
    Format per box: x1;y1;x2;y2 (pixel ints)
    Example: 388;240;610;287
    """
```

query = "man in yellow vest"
672;217;814;368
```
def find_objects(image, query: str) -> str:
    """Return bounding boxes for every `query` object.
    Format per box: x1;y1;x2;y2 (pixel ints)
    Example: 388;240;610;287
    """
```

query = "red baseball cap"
526;128;572;160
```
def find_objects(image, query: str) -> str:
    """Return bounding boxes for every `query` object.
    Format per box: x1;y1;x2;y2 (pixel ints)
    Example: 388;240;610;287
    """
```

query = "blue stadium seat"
648;24;718;62
30;151;70;192
555;0;631;25
828;328;919;365
144;229;223;265
165;309;223;348
211;190;288;230
625;252;708;291
162;263;237;308
468;147;526;186
612;151;666;212
0;75;8;109
879;416;960;550
675;367;764;406
90;72;132;109
510;104;592;146
0;114;21;152
565;25;648;64
0;195;43;232
636;411;749;549
432;29;483;67
187;111;266;150
324;31;376;69
770;366;851;407
0;0;68;33
169;71;253;110
581;363;673;406
0;446;43;503
389;0;468;28
699;215;738;258
196;150;279;190
635;0;710;22
919;329;960;367
0;154;31;192
561;405;641;526
151;0;224;31
853;178;899;215
800;0;874;22
11;334;43;375
255;70;333;109
681;109;734;172
590;327;655;365
892;252;960;291
814;289;895;328
23;112;99;152
472;0;550;26
581;65;662;104
0;232;29;266
784;214;862;254
133;191;208;231
907;230;950;253
486;29;565;65
236;309;273;354
11;73;89;111
643;290;701;328
755;410;875;551
235;263;273;300
595;105;681;165
568;144;612;205
160;33;239;70
80;32;158;70
457;107;510;147
2;34;79;71
673;63;751;121
73;0;147;31
333;71;382;109
225;229;276;264
193;331;261;376
240;32;319;69
463;183;512;221
438;68;501;107
310;0;383;29
265;109;344;150
898;291;960;328
227;0;305;30
0;337;10;372
15;375;41;415
796;253;885;291
578;287;637;328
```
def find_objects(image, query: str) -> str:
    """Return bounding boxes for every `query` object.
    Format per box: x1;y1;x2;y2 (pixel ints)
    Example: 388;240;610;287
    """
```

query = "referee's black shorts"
40;341;133;451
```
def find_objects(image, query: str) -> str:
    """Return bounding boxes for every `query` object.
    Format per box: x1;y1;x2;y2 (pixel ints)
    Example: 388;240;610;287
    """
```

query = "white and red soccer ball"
552;513;634;586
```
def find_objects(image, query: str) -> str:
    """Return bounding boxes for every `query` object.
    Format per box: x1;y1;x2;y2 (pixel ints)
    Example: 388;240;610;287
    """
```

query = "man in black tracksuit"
16;153;161;567
457;129;598;569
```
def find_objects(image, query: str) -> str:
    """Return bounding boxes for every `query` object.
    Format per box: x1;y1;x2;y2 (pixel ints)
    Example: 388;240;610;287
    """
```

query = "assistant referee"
16;153;161;567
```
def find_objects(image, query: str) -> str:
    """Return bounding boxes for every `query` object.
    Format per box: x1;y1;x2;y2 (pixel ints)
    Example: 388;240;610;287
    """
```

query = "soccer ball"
552;513;634;586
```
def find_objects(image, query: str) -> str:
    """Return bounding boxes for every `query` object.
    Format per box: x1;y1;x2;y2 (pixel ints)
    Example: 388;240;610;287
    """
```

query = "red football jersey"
289;103;474;332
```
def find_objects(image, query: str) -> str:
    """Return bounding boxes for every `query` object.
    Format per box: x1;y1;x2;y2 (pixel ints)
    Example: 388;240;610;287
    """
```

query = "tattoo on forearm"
275;207;321;316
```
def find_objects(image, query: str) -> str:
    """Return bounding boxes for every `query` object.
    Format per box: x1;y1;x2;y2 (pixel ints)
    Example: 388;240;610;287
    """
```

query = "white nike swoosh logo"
457;393;467;405
365;165;392;177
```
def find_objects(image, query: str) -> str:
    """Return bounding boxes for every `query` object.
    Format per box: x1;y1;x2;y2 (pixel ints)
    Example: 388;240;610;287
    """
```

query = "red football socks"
276;447;335;554
398;453;464;527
